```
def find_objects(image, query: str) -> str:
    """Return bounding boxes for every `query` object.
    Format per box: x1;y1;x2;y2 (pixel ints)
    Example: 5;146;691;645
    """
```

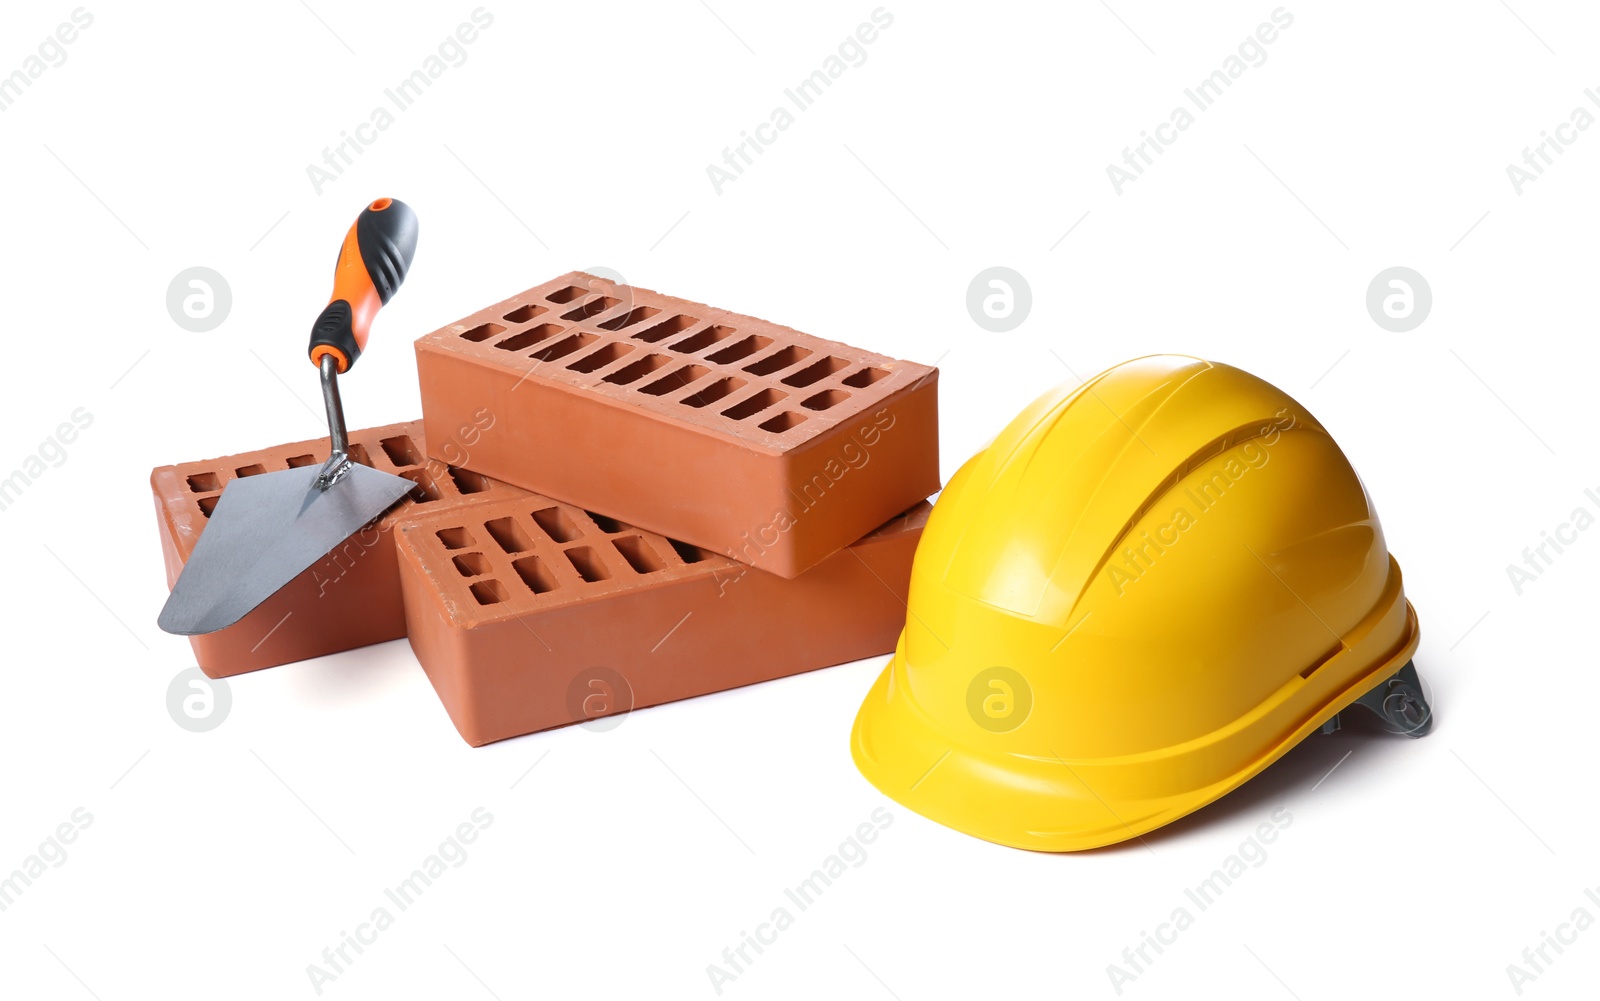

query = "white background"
1;1;1596;998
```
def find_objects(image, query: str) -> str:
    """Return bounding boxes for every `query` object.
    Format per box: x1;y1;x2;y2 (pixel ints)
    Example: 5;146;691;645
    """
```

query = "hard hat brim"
851;604;1421;852
851;649;1173;851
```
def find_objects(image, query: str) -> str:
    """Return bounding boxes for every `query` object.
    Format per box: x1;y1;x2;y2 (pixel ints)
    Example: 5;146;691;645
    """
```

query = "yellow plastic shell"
850;355;1420;851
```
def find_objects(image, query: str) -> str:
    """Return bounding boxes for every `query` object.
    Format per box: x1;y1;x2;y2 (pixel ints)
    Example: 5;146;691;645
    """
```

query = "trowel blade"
157;463;414;636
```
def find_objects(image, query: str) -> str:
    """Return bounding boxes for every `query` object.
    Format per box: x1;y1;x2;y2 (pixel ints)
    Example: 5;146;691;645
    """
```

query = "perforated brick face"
432;276;920;447
416;272;940;578
396;493;931;745
407;499;725;621
151;420;523;678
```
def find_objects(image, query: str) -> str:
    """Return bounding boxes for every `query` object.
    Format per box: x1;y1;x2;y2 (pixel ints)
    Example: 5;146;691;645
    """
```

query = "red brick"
152;420;524;678
396;493;930;746
415;272;940;578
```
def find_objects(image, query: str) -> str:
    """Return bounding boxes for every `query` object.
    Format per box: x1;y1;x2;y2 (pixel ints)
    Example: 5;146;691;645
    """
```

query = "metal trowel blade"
157;463;414;636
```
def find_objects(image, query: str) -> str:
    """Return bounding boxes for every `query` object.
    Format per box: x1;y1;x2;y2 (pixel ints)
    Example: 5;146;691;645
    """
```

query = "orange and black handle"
308;197;419;373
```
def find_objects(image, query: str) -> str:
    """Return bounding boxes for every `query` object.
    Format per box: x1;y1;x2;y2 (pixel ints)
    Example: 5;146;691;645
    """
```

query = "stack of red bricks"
152;273;940;744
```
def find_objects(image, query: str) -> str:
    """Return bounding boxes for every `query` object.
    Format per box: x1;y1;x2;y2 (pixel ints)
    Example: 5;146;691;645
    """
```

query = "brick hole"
585;511;624;533
347;444;373;468
782;356;850;387
802;389;850;411
494;323;563;352
437;527;475;550
759;411;807;433
567;342;633;374
503;303;548;323
603;353;672;386
485;516;534;553
453;552;491;577
380;435;421;466
197;496;220;518
560;296;620;321
745;344;813;376
545;285;587;304
598;306;661;331
668;538;711;564
564;546;611;583
639;364;710;397
707;334;772;364
186;472;221;492
722;388;786;421
285;454;318;468
843;366;890;388
632;314;698;343
470;579;510;605
669;325;737;354
401;469;441;502
460;322;506;342
682;376;745;409
447;466;490;494
613;536;666;574
530;332;598;362
235;463;266;478
513;555;559;594
532;507;581;543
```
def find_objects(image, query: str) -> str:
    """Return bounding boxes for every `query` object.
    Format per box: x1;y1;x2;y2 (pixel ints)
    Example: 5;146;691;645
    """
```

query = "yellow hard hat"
850;354;1431;851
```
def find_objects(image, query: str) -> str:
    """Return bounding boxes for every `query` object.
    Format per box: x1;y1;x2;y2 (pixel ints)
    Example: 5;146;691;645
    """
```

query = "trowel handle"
308;197;419;373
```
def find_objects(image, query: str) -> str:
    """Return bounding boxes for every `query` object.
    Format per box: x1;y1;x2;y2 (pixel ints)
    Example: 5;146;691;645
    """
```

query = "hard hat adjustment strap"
1320;660;1434;739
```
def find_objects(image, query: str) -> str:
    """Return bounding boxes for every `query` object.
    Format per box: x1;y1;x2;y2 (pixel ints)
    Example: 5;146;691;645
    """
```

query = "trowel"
158;198;420;636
